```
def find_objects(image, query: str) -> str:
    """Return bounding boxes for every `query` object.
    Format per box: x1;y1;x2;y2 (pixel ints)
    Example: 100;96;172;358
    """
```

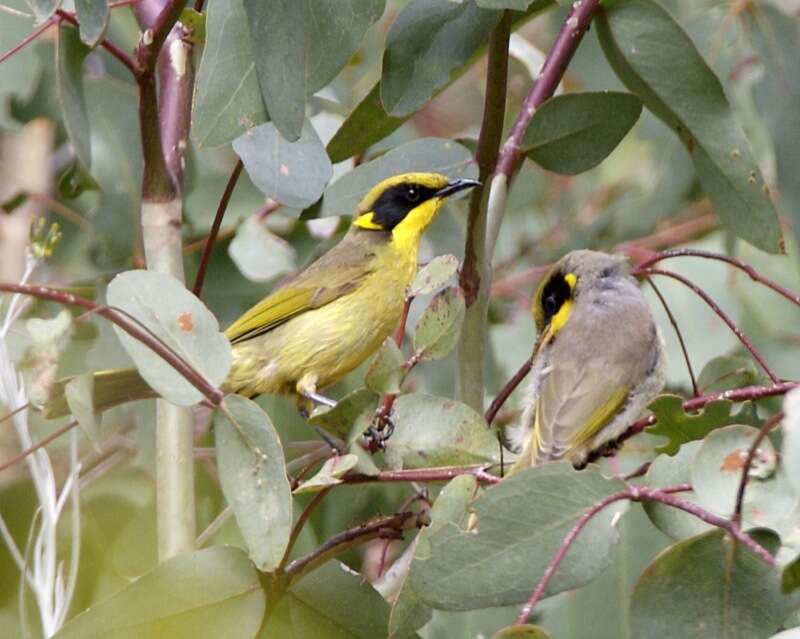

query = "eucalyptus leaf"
25;0;60;22
293;454;359;494
309;387;377;439
697;354;763;394
783;554;800;595
74;0;109;47
410;254;459;297
492;625;552;639
228;213;297;283
630;530;788;638
215;395;292;571
106;270;232;406
54;547;264;639
477;0;551;8
782;388;800;497
318;138;477;218
65;372;98;443
522;92;641;175
384;393;498;469
365;338;405;395
192;0;268;147
597;0;783;253
56;24;92;172
380;0;500;117
233;121;333;209
412;286;466;361
410;463;627;609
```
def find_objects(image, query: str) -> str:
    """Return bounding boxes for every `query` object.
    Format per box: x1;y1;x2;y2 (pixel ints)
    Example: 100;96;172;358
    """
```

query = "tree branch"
0;420;78;474
485;354;533;426
515;482;775;625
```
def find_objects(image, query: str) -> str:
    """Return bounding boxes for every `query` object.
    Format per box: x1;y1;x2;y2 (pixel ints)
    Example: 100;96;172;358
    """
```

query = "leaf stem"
485;355;533;425
0;420;78;475
277;488;331;572
515;482;775;625
192;159;243;297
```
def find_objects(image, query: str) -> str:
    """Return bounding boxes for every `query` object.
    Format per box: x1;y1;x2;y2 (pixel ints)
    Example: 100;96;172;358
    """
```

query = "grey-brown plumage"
508;250;665;470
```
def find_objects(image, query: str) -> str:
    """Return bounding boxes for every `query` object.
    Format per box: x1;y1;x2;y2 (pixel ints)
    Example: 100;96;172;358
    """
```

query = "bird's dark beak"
435;178;480;199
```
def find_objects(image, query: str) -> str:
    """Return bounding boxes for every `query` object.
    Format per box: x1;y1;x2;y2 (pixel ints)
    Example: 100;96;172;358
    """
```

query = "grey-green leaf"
233;121;333;209
411;254;459;297
309;387;377;439
410;463;627;609
192;0;268;147
630;530;788;638
106;270;232;406
25;0;60;22
522;92;642;175
596;0;783;253
228;213;297;283
365;338;406;395
293;453;359;494
384;393;499;469
477;0;551;8
380;0;500;117
54;547;264;639
74;0;108;46
318;138;477;218
56;24;92;172
65;372;98;443
492;625;552;639
215;395;292;571
412;286;465;361
782;388;800;497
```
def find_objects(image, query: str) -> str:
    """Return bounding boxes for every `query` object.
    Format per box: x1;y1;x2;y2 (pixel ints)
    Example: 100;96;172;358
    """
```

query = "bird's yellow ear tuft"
353;212;383;230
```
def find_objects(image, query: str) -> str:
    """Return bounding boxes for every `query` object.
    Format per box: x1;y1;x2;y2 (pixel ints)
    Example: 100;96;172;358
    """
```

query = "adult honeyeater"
45;172;478;416
507;250;665;472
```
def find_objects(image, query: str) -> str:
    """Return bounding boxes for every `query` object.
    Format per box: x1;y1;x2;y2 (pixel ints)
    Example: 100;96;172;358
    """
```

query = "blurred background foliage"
1;0;800;637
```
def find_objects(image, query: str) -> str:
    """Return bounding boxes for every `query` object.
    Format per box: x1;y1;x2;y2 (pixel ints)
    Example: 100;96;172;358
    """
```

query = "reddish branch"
642;267;780;384
732;411;784;524
0;282;224;405
0;420;78;474
495;0;601;179
193;160;244;296
485;355;533;425
515;482;775;625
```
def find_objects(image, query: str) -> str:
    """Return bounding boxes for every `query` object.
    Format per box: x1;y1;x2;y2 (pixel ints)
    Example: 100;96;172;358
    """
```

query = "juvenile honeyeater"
45;172;478;417
507;250;665;472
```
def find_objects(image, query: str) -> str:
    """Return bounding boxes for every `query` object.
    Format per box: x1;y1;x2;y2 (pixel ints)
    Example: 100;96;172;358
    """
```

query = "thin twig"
196;506;232;547
642;267;780;384
486;355;533;426
0;402;30;427
635;248;800;308
0;282;224;404
644;276;698;396
343;465;500;486
278;488;331;572
732;411;784;524
55;10;140;77
192;159;243;296
515;482;775;625
0;13;58;65
0;420;78;474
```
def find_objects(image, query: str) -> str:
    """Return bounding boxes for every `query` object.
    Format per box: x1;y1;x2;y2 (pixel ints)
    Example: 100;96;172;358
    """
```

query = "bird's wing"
533;356;632;462
225;235;379;344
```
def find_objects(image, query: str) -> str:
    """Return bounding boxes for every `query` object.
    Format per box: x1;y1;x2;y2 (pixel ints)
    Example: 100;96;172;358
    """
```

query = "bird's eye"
543;294;558;316
406;186;420;202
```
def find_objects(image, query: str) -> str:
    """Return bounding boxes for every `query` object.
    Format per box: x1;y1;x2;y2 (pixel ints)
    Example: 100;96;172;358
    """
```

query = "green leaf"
365;338;405;395
646;394;742;456
522;92;642;175
25;0;60;22
318;138;477;218
265;560;406;638
390;475;477;638
410;254;459;297
782;554;800;595
630;530;788;639
192;0;268;147
380;0;500;117
692;424;795;533
384;393;498;469
74;0;109;47
410;463;627;609
54;547;264;639
412;286;465;361
65;372;98;443
106;270;232;406
596;0;783;253
308;387;377;439
215;395;293;572
293;454;359;494
642;442;711;540
476;0;551;8
233;121;333;209
782;388;800;497
697;354;763;394
58;159;99;199
56;24;92;172
492;625;552;639
244;0;385;141
228;213;297;282
0;1;44;128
